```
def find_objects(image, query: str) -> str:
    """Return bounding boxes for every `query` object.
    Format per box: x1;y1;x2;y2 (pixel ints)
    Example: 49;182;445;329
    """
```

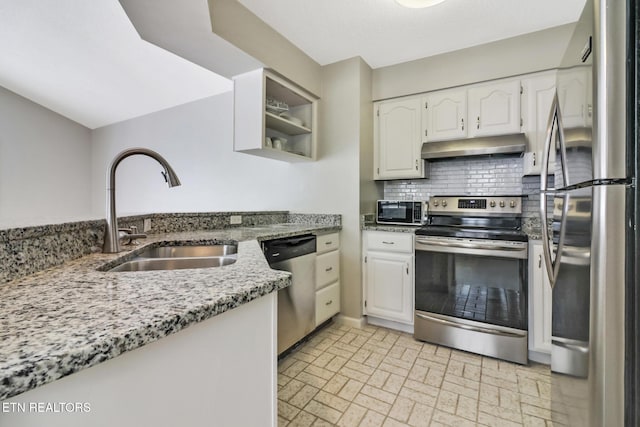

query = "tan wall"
372;23;577;101
208;0;322;96
319;58;365;321
358;58;382;216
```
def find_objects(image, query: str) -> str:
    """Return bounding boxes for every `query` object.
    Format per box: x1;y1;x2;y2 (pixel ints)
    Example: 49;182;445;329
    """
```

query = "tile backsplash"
384;155;524;200
383;155;554;239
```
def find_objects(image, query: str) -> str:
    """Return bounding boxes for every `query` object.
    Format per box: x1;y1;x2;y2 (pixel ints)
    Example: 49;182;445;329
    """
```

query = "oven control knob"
510;200;517;208
433;200;439;207
442;200;447;207
490;200;496;208
499;200;505;208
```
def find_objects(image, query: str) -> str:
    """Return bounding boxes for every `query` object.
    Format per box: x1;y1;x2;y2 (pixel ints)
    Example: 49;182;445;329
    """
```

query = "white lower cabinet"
316;281;340;326
528;241;552;359
363;231;414;326
315;232;340;325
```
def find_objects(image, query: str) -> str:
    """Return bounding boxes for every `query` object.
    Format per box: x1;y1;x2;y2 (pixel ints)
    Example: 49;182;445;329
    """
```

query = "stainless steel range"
414;195;528;364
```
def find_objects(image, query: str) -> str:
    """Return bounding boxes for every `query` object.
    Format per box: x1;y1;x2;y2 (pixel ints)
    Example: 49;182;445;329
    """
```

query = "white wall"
90;91;353;217
0;86;92;229
90;59;366;320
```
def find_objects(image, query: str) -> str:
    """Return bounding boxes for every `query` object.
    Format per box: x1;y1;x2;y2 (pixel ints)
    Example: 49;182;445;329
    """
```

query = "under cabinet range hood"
421;134;527;160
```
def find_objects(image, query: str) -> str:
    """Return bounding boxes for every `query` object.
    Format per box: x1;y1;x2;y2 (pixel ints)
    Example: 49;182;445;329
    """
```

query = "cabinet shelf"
265;112;311;135
234;68;318;162
259;146;313;162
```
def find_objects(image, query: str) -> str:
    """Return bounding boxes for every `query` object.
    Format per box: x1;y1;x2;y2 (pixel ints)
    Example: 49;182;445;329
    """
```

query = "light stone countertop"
0;223;340;401
361;222;422;233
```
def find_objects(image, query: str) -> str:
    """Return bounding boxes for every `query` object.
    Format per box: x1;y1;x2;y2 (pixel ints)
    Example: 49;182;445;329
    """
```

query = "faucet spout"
103;148;181;253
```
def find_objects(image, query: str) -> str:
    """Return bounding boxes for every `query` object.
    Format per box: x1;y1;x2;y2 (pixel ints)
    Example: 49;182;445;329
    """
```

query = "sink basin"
109;256;237;272
137;244;237;258
107;243;238;272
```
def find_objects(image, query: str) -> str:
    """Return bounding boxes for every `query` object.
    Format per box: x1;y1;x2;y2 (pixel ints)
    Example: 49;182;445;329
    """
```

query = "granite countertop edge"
0;223;340;401
361;223;422;233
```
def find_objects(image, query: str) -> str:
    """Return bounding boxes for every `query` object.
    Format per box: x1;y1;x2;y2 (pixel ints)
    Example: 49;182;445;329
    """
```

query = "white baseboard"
334;314;366;329
366;316;414;334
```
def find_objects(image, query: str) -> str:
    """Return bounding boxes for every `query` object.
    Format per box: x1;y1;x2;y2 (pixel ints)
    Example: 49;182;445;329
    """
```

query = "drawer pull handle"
325;300;333;306
325;241;332;245
325;267;333;272
382;241;395;245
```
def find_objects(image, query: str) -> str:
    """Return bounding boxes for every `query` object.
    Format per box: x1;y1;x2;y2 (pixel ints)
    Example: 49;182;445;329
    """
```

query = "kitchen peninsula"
0;213;340;427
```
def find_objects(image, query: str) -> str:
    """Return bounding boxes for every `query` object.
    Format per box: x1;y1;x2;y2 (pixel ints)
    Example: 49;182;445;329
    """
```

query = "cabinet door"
424;89;467;142
374;98;424;180
557;67;592;129
365;252;414;324
316;281;340;326
528;242;552;354
468;80;521;137
522;73;557;175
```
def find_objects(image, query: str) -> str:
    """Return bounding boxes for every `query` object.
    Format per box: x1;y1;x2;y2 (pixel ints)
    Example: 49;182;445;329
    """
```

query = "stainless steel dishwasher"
262;234;316;355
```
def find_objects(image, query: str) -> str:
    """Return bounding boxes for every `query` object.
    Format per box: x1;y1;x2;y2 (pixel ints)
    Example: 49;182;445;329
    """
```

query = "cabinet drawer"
316;251;340;290
365;231;413;253
317;233;340;254
316;281;340;326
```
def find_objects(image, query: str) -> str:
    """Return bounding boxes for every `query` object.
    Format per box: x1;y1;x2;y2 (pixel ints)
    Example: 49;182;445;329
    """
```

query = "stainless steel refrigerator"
538;0;638;425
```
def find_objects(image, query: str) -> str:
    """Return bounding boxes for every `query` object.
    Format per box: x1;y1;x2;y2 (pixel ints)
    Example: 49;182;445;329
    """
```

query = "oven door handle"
415;238;526;252
415;312;527;338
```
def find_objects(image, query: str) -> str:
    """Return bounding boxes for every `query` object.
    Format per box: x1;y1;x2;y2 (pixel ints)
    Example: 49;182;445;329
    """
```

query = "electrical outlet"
143;218;152;232
230;215;242;225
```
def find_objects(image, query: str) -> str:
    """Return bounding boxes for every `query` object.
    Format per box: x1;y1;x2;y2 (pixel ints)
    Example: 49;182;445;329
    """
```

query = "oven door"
414;236;529;363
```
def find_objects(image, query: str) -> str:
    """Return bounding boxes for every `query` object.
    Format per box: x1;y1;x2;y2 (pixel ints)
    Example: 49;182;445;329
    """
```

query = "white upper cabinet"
522;71;557;175
424;89;467;141
468;79;522;137
557;67;592;129
233;68;318;162
374;97;425;180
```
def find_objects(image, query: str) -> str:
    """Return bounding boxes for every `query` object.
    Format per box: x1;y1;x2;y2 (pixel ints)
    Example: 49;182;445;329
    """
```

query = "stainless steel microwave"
376;200;426;225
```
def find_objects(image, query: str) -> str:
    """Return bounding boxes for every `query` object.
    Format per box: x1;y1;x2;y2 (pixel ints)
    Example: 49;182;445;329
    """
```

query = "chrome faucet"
103;148;181;253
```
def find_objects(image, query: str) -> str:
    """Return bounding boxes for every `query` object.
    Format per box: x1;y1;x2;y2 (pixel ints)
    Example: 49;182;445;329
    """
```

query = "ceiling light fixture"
395;0;447;8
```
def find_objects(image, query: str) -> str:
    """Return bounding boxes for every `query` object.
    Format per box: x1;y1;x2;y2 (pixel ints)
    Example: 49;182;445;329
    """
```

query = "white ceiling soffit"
237;0;587;69
117;0;263;79
0;0;233;129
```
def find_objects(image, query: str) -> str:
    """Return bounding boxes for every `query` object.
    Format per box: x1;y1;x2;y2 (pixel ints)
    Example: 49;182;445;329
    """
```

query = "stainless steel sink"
109;256;237;272
136;244;237;258
107;243;238;272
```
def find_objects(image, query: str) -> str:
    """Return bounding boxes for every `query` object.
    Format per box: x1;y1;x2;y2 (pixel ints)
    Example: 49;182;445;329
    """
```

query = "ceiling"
0;0;587;129
237;0;587;69
0;0;232;129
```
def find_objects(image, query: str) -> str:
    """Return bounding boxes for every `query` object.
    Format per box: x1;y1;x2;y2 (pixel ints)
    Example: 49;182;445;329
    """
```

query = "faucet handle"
118;226;147;246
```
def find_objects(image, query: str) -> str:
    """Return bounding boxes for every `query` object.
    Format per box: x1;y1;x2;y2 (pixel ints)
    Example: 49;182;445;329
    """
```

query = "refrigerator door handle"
539;192;570;287
540;92;558;189
540;92;570;189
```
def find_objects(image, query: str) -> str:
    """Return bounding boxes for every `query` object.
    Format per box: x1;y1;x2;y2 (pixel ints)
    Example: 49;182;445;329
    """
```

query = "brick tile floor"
278;322;558;426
